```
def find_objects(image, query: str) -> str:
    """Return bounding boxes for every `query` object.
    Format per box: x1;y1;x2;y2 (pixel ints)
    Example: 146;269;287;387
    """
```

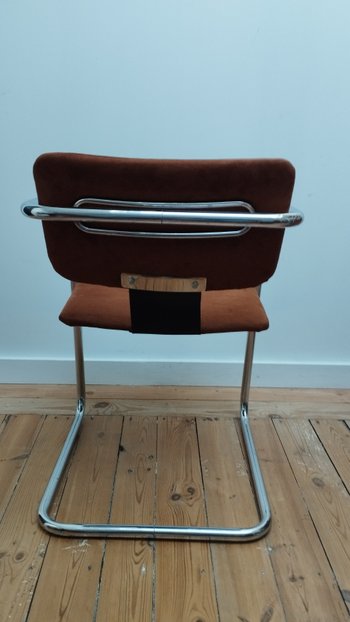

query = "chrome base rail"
38;322;271;542
38;399;270;541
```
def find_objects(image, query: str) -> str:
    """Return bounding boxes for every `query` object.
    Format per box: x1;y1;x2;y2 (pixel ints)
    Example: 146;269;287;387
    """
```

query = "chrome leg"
239;403;271;539
38;397;85;531
239;329;271;539
237;286;271;538
73;325;85;403
38;302;271;541
241;285;262;408
71;283;86;404
38;319;86;531
240;330;256;408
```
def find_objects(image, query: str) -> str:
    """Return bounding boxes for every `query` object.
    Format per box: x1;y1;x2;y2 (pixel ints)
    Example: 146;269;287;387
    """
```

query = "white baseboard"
0;359;349;388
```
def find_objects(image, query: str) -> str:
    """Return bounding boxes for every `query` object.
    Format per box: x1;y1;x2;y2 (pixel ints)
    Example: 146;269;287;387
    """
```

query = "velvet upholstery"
34;153;295;291
59;284;269;333
33;153;294;335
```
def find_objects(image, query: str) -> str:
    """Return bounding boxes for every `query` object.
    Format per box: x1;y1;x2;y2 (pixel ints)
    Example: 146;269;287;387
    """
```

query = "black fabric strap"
129;290;201;334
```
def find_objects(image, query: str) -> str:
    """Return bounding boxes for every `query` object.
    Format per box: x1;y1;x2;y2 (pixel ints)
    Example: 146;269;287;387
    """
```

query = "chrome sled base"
38;328;271;542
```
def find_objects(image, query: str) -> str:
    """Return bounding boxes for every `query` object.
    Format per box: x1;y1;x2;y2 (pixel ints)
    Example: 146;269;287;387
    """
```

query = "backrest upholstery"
34;153;295;290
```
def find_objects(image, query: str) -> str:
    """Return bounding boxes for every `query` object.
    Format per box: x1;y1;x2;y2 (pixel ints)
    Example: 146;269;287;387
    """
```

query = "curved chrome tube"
38;397;85;525
22;198;303;240
37;321;271;542
38;398;270;542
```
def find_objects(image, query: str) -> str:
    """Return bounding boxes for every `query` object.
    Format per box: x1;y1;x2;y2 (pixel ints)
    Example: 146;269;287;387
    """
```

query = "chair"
22;152;302;542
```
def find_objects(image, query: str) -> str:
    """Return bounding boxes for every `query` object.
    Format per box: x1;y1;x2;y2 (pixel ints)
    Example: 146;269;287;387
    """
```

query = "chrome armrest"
21;198;303;239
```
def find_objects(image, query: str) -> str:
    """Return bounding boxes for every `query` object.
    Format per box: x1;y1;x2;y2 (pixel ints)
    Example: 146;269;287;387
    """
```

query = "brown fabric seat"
59;283;269;333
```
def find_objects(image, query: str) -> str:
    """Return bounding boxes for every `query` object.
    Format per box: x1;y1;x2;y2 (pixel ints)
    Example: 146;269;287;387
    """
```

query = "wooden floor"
0;385;349;622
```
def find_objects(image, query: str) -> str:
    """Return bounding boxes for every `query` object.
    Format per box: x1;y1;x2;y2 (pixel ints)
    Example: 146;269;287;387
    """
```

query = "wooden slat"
88;399;237;419
0;397;76;416
312;418;350;490
0;413;7;433
253;418;349;621
57;416;123;523
155;417;219;621
0;414;43;520
274;417;350;614
197;417;285;621
87;398;350;419
156;417;206;527
1;384;350;403
2;395;350;418
0;415;72;622
121;272;207;292
27;415;123;622
96;416;157;622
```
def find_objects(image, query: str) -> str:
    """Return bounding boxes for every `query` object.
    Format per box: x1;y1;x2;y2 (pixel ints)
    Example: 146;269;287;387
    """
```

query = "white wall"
1;0;349;387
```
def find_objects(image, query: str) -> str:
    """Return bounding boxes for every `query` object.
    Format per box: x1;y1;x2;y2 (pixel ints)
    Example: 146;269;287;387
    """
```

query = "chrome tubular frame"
38;320;271;541
23;197;303;541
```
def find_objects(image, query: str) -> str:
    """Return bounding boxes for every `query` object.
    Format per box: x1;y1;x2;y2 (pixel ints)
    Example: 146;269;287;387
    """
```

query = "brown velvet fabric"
34;153;295;291
59;283;269;334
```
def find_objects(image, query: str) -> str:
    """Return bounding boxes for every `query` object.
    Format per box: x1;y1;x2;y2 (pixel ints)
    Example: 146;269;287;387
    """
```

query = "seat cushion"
59;283;269;333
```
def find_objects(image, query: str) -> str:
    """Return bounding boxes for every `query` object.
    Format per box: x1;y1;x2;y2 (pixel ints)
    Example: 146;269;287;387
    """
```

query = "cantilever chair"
22;152;302;542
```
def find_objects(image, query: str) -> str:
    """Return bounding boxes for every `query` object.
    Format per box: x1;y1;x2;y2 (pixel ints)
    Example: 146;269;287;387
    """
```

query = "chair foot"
38;400;271;542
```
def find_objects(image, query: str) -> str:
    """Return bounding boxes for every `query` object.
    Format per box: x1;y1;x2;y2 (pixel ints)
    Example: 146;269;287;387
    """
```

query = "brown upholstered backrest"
34;153;295;290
